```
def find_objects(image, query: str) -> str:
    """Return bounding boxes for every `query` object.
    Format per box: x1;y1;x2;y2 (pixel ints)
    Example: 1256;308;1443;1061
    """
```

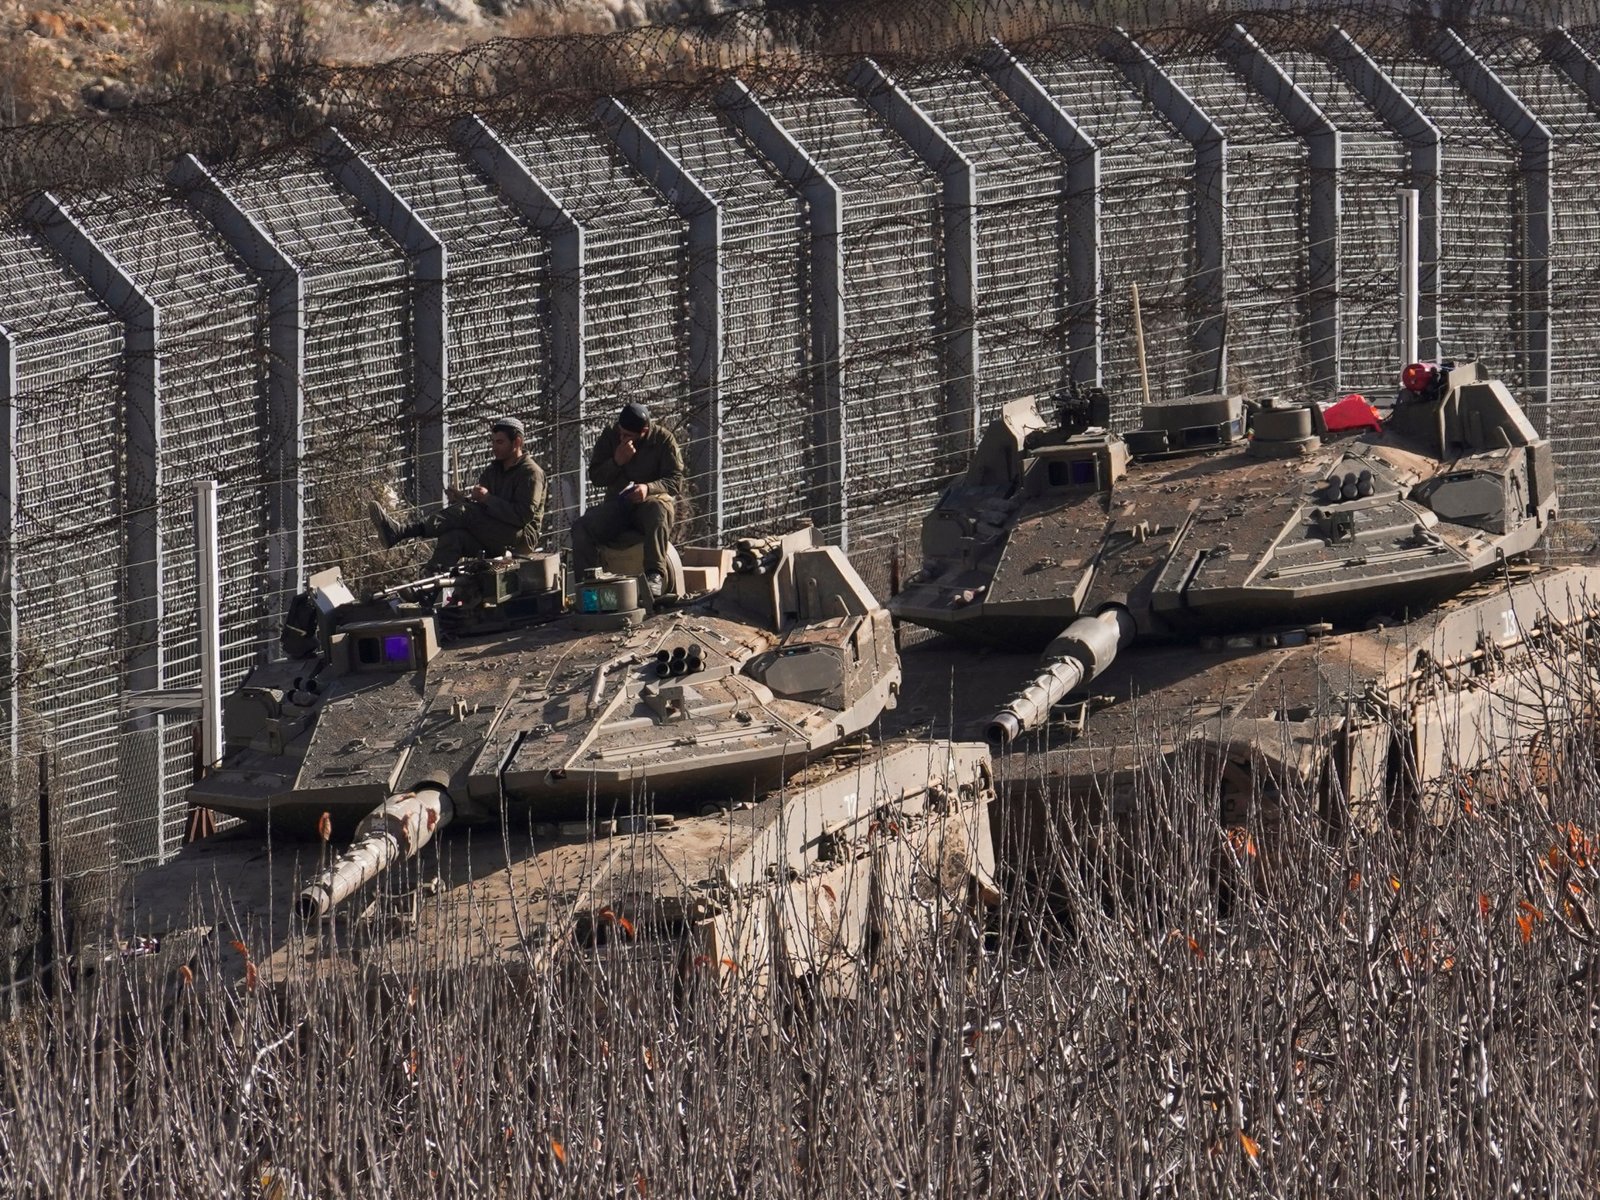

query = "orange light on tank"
1402;361;1439;393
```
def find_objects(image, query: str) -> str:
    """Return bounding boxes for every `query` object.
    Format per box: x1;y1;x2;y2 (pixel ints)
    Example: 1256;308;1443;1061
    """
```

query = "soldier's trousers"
570;494;674;577
420;502;520;570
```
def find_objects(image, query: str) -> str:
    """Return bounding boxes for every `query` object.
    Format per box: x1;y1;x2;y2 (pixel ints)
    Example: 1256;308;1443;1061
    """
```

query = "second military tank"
890;360;1597;821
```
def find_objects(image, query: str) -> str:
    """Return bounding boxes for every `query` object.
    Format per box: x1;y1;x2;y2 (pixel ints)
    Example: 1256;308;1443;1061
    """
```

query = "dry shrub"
8;680;1600;1194
0;32;65;125
143;3;259;92
499;1;619;39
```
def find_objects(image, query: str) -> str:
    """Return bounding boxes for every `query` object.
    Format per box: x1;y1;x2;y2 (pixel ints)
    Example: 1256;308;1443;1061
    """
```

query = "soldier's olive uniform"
572;425;684;578
422;455;546;570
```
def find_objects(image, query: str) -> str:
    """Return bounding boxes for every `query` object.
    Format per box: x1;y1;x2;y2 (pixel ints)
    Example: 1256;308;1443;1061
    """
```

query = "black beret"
618;403;649;433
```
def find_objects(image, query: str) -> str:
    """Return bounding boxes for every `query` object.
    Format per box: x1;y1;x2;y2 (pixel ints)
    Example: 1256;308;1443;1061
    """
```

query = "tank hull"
127;740;998;1000
889;565;1600;882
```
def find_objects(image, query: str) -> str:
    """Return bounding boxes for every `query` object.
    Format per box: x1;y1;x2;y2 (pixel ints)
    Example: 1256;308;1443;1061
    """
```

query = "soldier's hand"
627;482;648;504
469;485;489;502
613;435;638;466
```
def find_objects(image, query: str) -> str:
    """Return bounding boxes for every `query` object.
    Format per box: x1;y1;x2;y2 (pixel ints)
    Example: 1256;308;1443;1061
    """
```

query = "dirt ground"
0;0;691;126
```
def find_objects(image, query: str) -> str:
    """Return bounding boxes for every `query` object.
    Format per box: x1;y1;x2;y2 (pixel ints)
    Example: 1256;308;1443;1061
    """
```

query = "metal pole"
848;58;980;456
1131;283;1151;410
195;481;223;771
714;80;847;547
977;40;1102;390
1102;27;1227;396
1399;188;1419;368
0;329;16;780
595;98;725;542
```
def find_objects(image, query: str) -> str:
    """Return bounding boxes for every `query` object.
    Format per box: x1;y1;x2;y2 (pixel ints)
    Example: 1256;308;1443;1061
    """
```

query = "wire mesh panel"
1469;33;1600;523
1260;41;1411;396
69;191;270;860
363;139;555;536
1356;35;1523;389
896;64;1072;416
1156;51;1310;404
1019;48;1194;429
205;153;412;594
631;100;812;541
756;79;945;562
0;225;124;938
491;117;691;521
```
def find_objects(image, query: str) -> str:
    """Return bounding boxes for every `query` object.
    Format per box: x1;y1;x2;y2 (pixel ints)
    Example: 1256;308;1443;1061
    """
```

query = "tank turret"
892;360;1563;747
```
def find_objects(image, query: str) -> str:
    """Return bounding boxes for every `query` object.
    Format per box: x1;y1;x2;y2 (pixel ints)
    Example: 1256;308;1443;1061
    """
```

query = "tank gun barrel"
297;785;453;921
987;607;1134;746
370;571;457;602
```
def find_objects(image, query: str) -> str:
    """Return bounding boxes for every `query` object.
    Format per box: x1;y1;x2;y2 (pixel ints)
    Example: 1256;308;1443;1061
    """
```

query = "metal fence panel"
0;226;124;935
631;102;812;541
493;117;692;524
363;139;556;535
1020;50;1195;428
757;81;946;562
204;154;413;593
1471;35;1600;523
65;193;270;860
1264;45;1410;396
897;66;1072;415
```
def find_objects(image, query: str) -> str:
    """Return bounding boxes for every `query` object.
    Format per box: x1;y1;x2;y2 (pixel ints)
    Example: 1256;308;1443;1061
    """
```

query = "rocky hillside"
0;0;719;126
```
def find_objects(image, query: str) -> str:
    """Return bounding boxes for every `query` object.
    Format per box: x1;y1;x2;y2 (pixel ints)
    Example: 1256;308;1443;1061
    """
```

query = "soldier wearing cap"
571;402;684;597
370;416;546;570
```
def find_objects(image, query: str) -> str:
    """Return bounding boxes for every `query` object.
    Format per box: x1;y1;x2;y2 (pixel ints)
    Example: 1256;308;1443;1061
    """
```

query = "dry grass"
5;697;1600;1195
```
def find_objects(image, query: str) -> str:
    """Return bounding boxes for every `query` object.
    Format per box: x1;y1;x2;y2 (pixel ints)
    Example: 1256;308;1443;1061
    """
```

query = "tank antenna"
1399;187;1420;368
1131;282;1151;410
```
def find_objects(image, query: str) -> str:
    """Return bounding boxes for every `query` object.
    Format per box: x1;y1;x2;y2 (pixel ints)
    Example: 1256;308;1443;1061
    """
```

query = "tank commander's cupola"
1125;393;1245;459
1248;401;1325;459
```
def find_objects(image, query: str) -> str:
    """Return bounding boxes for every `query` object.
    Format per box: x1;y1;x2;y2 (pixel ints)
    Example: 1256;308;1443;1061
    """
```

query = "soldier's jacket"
588;425;684;501
476;454;546;549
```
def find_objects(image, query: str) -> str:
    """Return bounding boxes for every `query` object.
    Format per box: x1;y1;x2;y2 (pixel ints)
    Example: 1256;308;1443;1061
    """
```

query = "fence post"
452;115;588;530
1323;27;1441;362
0;330;17;791
195;481;223;772
1102;28;1227;395
596;97;726;542
978;40;1102;390
316;129;451;509
714;80;848;547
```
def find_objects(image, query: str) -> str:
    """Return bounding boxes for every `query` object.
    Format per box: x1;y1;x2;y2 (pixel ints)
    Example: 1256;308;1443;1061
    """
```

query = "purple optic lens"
383;633;413;664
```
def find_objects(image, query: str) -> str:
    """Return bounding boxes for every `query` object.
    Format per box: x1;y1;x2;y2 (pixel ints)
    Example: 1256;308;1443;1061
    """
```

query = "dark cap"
618;403;649;433
489;415;524;437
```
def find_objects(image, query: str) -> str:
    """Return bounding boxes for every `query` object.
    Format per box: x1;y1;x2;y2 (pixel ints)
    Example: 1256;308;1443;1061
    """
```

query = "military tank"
145;526;996;991
890;360;1599;820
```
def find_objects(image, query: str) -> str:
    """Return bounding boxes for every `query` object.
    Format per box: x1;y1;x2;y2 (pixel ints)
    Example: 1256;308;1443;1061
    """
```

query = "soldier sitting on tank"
571;402;684;600
369;416;546;571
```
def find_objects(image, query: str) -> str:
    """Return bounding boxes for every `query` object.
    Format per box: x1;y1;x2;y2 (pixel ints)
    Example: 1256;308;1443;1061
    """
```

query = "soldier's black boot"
369;501;415;550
